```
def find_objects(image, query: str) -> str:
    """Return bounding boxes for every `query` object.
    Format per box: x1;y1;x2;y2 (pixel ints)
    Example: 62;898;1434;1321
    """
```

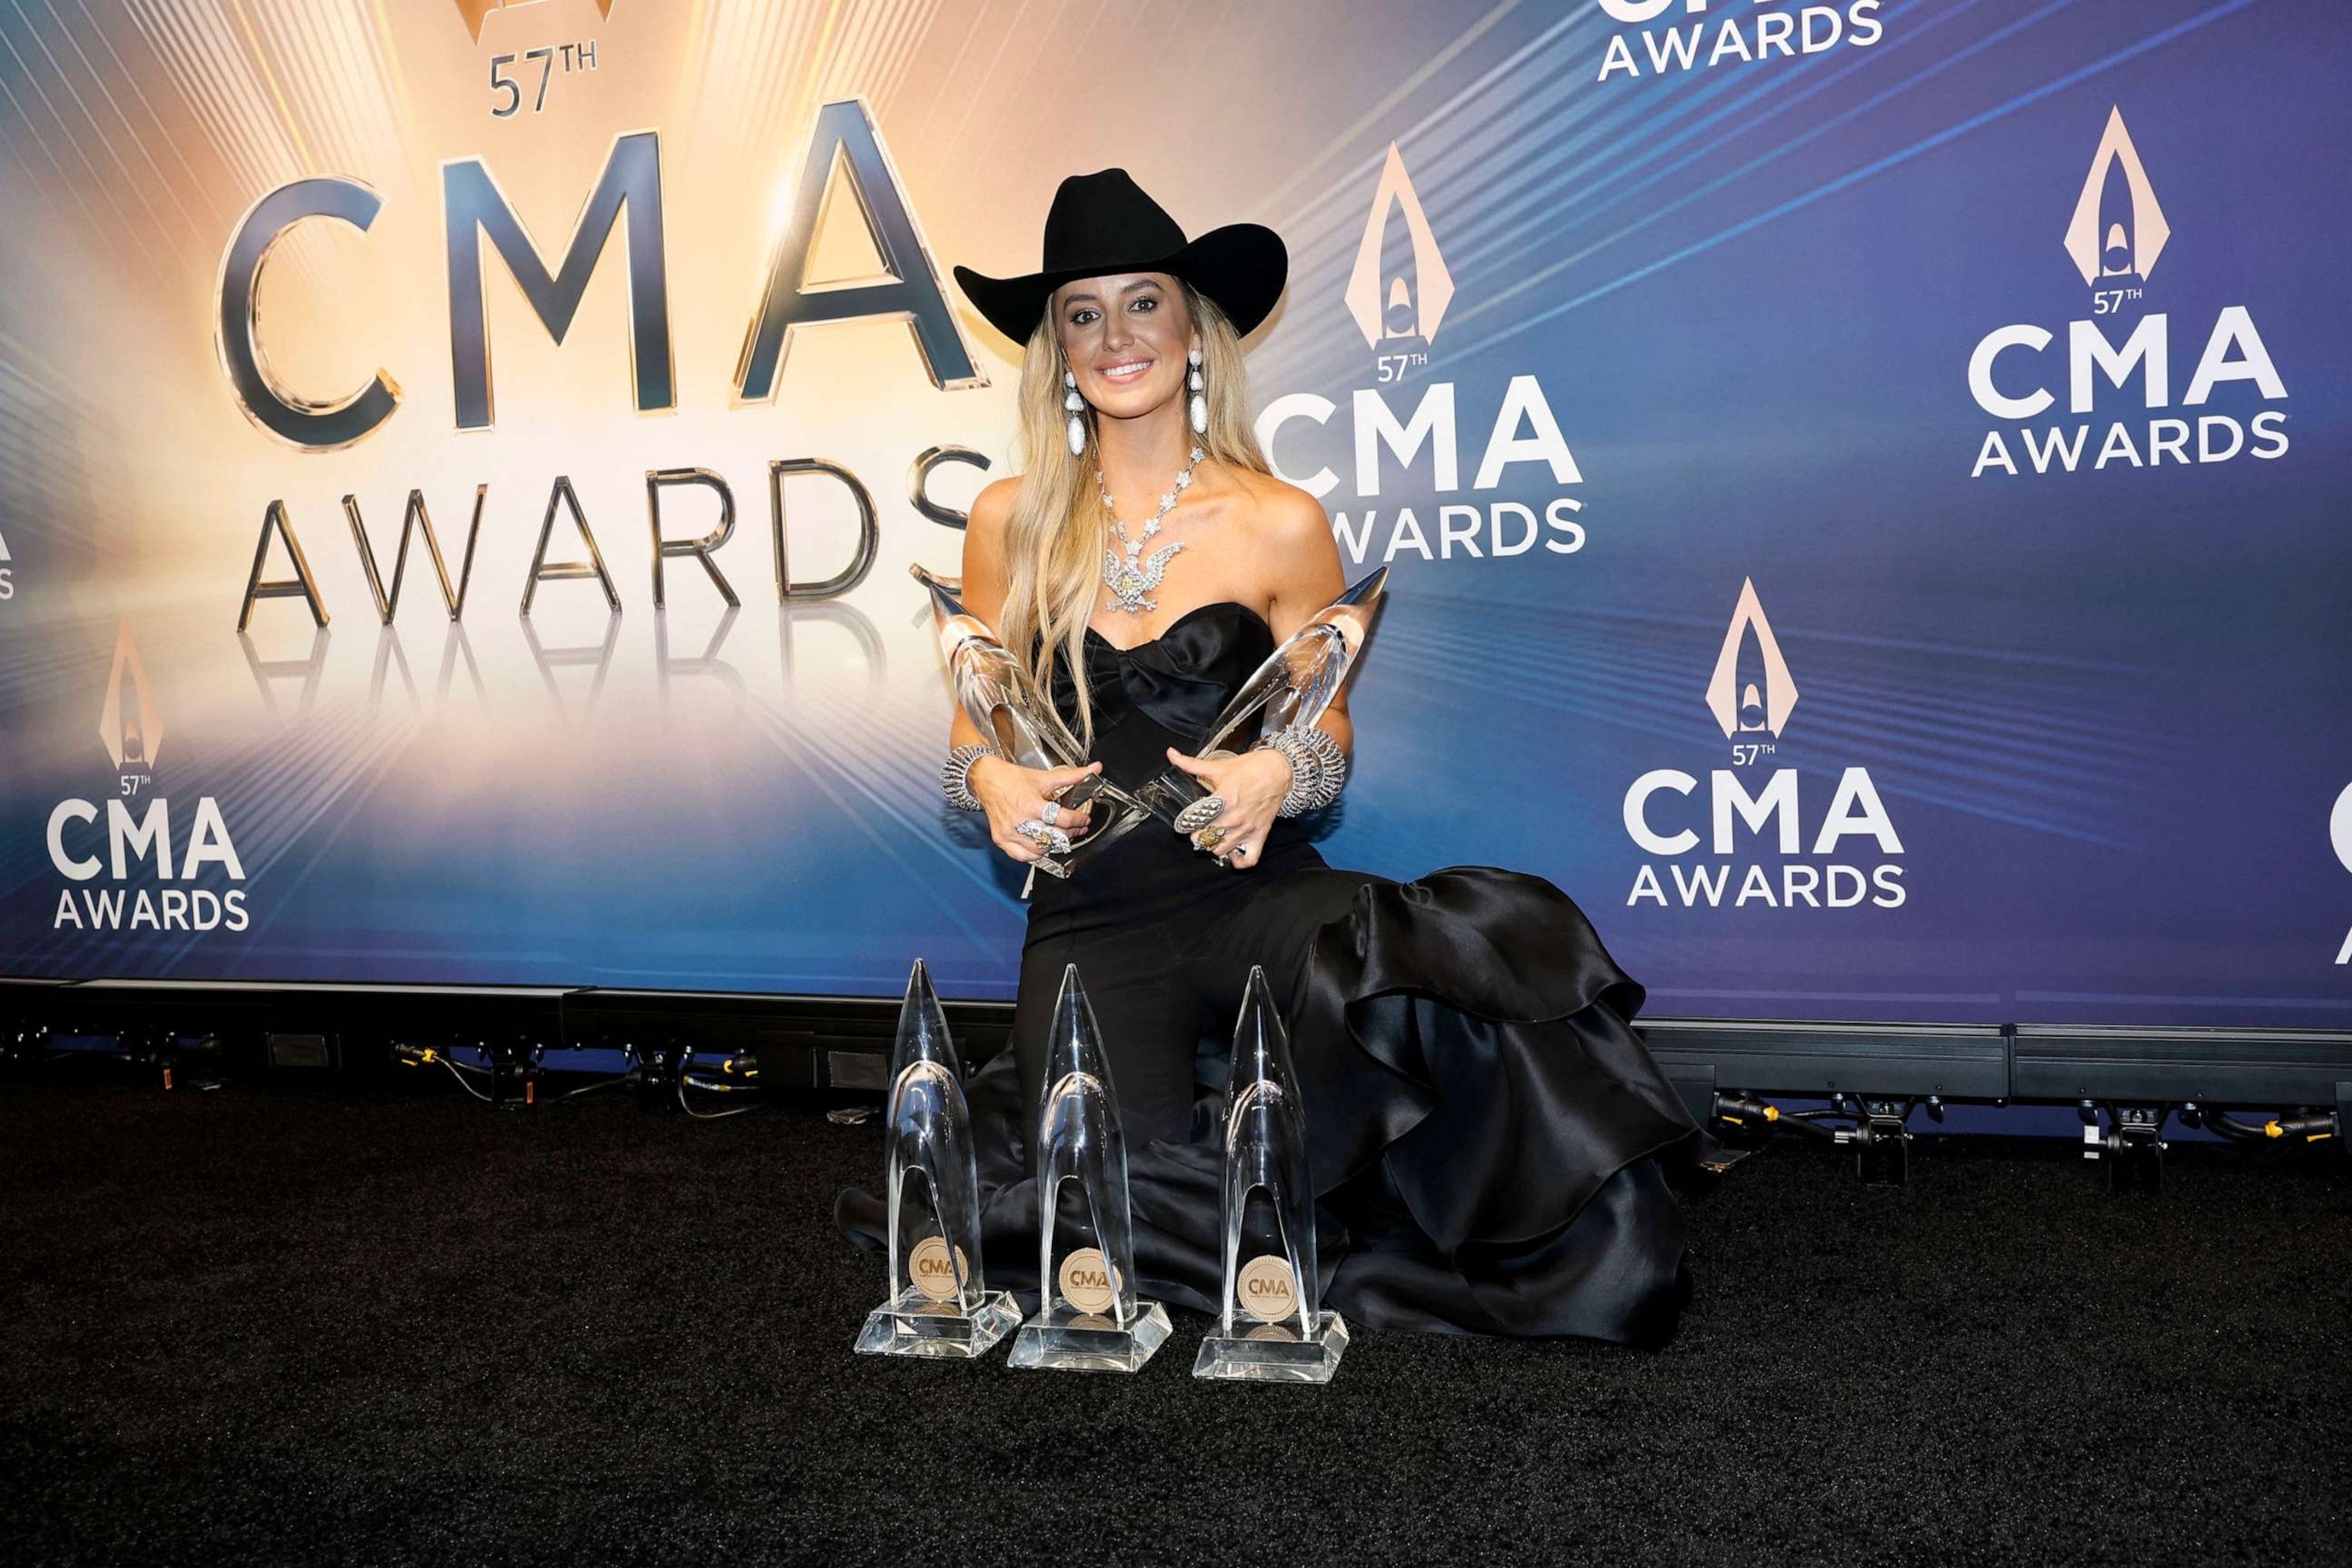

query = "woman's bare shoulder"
1227;467;1328;545
967;474;1024;540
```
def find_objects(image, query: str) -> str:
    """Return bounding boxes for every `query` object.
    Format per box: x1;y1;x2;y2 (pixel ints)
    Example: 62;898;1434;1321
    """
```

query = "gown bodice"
1034;600;1319;913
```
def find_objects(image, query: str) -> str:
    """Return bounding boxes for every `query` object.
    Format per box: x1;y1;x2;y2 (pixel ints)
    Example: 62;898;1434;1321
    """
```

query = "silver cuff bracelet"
942;743;1002;812
1258;724;1348;817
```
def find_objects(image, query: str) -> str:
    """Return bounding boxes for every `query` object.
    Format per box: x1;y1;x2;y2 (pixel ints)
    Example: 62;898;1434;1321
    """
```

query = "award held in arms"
853;958;1021;1358
1007;964;1172;1373
913;565;1148;878
1193;966;1349;1383
1130;567;1387;835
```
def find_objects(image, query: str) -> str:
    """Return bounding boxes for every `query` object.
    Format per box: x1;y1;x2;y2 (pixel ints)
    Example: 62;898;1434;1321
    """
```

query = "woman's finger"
1041;761;1105;793
1164;747;1221;780
1033;798;1093;833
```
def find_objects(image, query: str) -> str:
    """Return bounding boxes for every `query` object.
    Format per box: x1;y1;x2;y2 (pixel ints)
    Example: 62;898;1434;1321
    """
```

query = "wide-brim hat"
952;168;1288;347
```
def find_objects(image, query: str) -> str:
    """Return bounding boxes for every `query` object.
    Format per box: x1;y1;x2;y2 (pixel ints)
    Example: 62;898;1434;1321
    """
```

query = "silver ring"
1017;818;1072;856
1040;800;1062;828
1173;795;1225;834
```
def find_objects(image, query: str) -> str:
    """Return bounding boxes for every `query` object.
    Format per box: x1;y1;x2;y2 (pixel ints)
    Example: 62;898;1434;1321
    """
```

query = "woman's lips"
1097;358;1155;383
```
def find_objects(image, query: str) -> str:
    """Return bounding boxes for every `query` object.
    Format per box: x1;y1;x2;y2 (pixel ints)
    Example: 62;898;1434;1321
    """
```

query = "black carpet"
3;1081;2348;1566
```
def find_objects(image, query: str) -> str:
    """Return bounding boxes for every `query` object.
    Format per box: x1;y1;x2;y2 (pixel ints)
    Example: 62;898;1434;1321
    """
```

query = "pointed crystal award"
1008;965;1172;1374
912;565;1148;877
1193;966;1349;1383
1132;568;1388;833
854;959;1021;1358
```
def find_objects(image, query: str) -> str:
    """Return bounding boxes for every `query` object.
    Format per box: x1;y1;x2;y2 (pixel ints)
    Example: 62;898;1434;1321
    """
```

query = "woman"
844;170;1702;1345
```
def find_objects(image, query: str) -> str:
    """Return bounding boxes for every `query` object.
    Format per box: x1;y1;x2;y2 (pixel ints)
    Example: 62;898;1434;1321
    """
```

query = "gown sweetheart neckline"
1084;599;1270;655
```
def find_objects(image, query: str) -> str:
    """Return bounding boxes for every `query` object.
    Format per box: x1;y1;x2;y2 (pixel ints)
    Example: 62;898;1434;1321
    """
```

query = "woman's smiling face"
1054;272;1198;422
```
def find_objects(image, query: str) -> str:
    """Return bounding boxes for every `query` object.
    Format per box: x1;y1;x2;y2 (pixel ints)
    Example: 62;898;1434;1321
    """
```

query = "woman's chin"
1092;390;1182;423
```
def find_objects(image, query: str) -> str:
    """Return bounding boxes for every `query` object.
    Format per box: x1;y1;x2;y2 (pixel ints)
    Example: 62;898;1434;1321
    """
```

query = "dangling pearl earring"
1064;370;1088;458
1187;348;1207;436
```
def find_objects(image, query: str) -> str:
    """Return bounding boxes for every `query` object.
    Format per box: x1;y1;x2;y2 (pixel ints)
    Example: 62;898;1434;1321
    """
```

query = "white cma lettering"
46;796;248;882
1970;309;2286;420
1624;767;1903;858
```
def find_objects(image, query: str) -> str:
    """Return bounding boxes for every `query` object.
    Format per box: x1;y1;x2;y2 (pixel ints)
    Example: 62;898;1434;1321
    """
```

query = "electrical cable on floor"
437;1056;492;1102
1714;1093;1842;1140
677;1067;759;1119
2203;1109;2339;1145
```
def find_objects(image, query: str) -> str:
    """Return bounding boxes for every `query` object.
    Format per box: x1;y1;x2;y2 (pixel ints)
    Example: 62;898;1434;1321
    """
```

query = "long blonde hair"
998;282;1272;750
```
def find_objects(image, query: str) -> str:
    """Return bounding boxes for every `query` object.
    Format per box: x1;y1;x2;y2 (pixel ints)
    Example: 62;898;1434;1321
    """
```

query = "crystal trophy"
1193;966;1349;1382
912;565;1148;877
854;959;1021;1358
1008;964;1172;1373
1132;567;1388;834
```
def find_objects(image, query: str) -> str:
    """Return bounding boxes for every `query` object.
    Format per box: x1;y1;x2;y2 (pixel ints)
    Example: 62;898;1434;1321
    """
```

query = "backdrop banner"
0;0;2343;1027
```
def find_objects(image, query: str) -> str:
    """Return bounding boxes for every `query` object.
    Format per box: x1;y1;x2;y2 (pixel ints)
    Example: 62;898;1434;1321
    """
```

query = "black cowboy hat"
952;168;1288;346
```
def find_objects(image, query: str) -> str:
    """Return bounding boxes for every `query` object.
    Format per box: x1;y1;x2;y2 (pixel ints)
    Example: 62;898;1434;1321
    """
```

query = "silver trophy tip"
913;567;968;622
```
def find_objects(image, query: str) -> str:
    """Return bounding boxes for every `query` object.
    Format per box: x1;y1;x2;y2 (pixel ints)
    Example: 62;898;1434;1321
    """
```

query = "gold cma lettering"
215;100;981;452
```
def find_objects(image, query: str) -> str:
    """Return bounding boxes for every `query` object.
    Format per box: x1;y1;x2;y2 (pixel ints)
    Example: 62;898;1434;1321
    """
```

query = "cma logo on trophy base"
1259;144;1589;571
46;623;250;934
2332;783;2352;966
1593;0;1886;84
1622;580;1904;912
1969;107;2288;479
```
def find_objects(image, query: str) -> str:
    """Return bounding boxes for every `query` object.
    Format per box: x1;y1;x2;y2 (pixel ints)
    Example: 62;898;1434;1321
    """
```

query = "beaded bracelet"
1256;724;1348;817
941;743;1003;812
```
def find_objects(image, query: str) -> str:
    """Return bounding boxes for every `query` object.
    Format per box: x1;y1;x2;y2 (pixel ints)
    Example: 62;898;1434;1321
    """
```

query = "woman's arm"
1161;479;1353;871
1259;481;1354;761
949;479;1098;862
946;478;1017;760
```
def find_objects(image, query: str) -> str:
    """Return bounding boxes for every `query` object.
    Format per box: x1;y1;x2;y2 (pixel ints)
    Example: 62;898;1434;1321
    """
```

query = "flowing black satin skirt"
838;855;1705;1348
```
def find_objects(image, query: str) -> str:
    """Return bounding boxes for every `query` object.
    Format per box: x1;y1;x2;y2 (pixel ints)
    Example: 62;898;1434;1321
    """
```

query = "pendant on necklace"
1099;446;1206;615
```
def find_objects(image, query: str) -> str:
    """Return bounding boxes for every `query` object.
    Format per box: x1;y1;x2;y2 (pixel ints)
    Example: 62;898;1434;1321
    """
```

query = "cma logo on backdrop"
2332;783;2352;966
1345;142;1452;357
1257;144;1589;573
46;622;250;935
457;0;613;41
1623;580;1905;913
222;97;999;636
1593;0;1886;83
1969;106;2288;480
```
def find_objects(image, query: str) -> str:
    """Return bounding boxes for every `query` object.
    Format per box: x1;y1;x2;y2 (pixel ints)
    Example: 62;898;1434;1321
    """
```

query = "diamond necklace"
1096;443;1206;615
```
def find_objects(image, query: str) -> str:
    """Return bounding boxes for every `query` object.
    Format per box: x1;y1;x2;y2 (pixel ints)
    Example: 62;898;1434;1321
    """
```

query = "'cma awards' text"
1593;1;1886;83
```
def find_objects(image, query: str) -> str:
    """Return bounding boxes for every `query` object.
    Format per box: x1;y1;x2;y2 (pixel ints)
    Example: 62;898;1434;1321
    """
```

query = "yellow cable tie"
1720;1114;1744;1126
2308;1132;2331;1144
2265;1120;2282;1138
1765;1105;1781;1122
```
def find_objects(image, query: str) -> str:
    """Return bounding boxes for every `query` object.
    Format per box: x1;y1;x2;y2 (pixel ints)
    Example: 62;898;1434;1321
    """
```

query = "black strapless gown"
840;601;1704;1345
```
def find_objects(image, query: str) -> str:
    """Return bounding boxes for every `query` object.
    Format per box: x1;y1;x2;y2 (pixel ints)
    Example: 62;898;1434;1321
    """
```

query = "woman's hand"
1163;745;1292;871
972;756;1099;864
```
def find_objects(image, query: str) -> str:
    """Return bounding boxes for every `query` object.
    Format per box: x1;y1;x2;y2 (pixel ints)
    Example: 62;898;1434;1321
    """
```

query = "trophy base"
1007;1301;1173;1374
852;1288;1022;1359
1191;1311;1350;1383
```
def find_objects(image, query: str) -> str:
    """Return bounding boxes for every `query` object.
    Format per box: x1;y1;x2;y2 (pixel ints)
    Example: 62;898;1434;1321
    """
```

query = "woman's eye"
1132;297;1156;312
1070;308;1098;325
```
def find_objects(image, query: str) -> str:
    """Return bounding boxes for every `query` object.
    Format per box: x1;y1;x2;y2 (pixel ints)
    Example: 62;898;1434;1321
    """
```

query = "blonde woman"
844;171;1701;1344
